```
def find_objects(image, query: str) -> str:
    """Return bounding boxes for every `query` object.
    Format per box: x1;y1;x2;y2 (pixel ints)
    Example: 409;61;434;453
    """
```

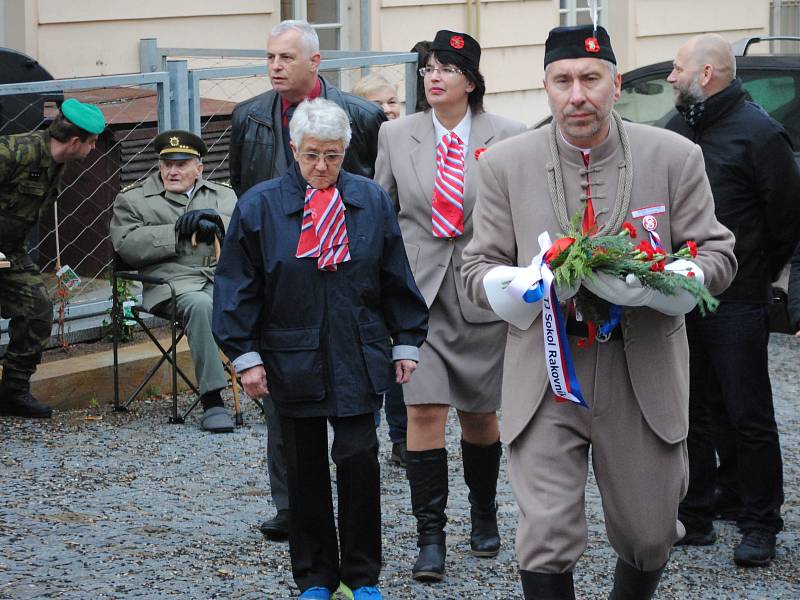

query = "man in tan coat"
111;130;237;433
462;25;737;599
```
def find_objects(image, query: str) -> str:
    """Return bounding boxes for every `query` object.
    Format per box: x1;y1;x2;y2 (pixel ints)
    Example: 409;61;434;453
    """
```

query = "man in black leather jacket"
666;33;800;568
229;19;385;197
228;19;385;542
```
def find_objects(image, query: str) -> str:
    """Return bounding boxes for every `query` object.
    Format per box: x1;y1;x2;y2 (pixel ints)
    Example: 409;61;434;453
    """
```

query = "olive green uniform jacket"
110;173;237;311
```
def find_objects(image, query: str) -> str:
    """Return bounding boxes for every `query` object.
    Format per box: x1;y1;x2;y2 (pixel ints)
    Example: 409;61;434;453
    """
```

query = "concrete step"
30;338;196;411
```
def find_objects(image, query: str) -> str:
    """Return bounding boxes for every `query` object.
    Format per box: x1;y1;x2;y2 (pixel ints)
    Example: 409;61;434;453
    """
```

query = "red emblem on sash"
585;37;600;53
450;35;465;49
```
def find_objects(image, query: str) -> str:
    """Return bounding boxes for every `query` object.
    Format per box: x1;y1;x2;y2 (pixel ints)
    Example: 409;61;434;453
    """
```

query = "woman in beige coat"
375;29;525;583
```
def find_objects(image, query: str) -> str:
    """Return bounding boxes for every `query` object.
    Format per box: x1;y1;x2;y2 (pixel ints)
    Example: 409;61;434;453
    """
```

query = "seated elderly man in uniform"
110;130;237;433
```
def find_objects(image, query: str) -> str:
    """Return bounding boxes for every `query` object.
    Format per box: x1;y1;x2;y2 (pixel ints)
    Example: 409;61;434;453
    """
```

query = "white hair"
270;19;320;56
290;98;352;148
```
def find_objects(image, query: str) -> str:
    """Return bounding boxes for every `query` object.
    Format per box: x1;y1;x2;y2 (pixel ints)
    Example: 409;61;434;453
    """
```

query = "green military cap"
153;129;207;161
60;98;106;135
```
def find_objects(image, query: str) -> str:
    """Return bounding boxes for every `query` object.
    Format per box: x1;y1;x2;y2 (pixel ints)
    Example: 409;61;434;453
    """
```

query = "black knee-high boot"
608;558;665;600
406;448;448;582
520;571;576;600
461;438;502;557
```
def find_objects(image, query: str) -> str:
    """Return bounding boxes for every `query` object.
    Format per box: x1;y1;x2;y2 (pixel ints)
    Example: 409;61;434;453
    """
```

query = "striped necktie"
431;132;465;238
581;152;597;235
295;186;351;271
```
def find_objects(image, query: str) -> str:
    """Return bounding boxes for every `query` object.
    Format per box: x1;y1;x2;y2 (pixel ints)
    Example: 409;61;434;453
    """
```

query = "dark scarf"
677;78;745;129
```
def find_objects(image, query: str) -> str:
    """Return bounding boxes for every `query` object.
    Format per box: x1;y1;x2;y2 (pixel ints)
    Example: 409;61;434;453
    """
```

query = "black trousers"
280;412;381;593
384;381;408;444
679;303;784;534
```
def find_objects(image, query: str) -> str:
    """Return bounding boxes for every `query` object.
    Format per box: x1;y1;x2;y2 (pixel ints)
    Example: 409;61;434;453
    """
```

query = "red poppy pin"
585;37;600;53
474;147;487;161
450;35;465;50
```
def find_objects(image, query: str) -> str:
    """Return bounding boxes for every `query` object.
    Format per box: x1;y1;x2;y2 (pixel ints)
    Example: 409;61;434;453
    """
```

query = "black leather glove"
195;216;224;244
175;209;224;240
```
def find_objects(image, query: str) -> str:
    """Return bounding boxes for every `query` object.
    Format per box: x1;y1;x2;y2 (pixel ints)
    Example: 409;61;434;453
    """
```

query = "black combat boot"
462;438;502;557
406;448;448;582
520;571;576;600
608;558;665;600
0;383;52;418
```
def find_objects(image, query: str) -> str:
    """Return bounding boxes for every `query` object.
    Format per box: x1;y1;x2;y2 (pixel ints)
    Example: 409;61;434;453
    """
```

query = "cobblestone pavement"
1;336;799;600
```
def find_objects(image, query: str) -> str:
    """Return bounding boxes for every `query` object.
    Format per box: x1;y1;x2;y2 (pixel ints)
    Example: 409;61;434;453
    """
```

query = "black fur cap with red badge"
544;24;616;68
430;29;481;71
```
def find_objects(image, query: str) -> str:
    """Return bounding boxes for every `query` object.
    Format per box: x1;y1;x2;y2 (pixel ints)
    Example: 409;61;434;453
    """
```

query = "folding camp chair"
110;252;262;424
110;253;200;423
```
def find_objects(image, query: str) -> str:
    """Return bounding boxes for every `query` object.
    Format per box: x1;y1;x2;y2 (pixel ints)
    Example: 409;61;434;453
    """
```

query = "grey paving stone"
0;335;798;598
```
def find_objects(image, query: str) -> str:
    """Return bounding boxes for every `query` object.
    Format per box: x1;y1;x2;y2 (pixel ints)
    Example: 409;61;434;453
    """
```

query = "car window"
616;74;678;128
743;75;794;112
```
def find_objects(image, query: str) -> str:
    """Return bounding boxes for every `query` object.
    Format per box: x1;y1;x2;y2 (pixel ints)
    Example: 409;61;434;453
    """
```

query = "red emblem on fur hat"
450;35;465;49
585;37;600;53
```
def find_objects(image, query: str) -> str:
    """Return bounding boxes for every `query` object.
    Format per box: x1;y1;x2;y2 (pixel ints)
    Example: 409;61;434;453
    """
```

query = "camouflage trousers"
0;250;52;392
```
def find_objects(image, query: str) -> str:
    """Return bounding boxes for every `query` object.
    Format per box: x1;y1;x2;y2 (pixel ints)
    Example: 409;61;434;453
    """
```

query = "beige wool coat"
462;118;737;445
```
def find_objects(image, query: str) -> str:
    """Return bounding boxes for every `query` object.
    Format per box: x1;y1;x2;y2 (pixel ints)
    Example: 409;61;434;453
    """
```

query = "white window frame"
559;0;607;28
288;0;348;50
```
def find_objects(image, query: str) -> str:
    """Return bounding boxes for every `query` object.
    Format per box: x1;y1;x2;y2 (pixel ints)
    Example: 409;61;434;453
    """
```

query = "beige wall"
377;0;769;125
1;0;770;125
5;0;279;77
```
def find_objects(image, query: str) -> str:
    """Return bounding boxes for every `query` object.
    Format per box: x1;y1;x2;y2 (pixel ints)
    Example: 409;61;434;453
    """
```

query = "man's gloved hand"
583;272;653;307
175;209;225;243
195;216;224;244
624;259;705;316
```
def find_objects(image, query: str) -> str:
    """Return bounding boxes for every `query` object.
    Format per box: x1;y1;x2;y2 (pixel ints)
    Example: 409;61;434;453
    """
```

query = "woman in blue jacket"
212;98;428;600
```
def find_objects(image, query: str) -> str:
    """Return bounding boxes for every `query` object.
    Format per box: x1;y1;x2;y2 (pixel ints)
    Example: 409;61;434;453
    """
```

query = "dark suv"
616;36;800;152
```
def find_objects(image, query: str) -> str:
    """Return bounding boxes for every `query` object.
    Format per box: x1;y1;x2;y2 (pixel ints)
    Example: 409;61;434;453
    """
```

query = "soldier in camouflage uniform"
0;98;105;419
110;130;238;433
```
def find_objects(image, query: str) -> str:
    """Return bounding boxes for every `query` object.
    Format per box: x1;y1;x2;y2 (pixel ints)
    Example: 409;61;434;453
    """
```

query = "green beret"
153;129;207;161
61;98;106;135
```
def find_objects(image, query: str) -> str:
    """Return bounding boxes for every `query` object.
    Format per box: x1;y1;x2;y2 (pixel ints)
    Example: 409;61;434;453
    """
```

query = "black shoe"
412;543;446;582
390;442;407;468
259;510;289;541
462;439;502;558
712;487;742;521
520;570;575;600
674;528;717;546
734;529;776;567
0;389;52;418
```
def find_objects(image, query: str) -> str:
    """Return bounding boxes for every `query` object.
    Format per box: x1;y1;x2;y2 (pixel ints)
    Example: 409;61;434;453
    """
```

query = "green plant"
103;278;137;343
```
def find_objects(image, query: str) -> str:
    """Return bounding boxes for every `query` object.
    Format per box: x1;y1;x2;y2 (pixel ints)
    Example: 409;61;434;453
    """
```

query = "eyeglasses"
297;152;345;166
418;66;464;78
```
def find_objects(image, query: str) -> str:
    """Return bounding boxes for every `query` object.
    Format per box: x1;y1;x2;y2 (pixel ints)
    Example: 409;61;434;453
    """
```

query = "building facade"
0;1;770;124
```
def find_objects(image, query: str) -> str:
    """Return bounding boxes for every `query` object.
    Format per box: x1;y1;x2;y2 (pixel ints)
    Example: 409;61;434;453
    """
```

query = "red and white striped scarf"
295;185;351;271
